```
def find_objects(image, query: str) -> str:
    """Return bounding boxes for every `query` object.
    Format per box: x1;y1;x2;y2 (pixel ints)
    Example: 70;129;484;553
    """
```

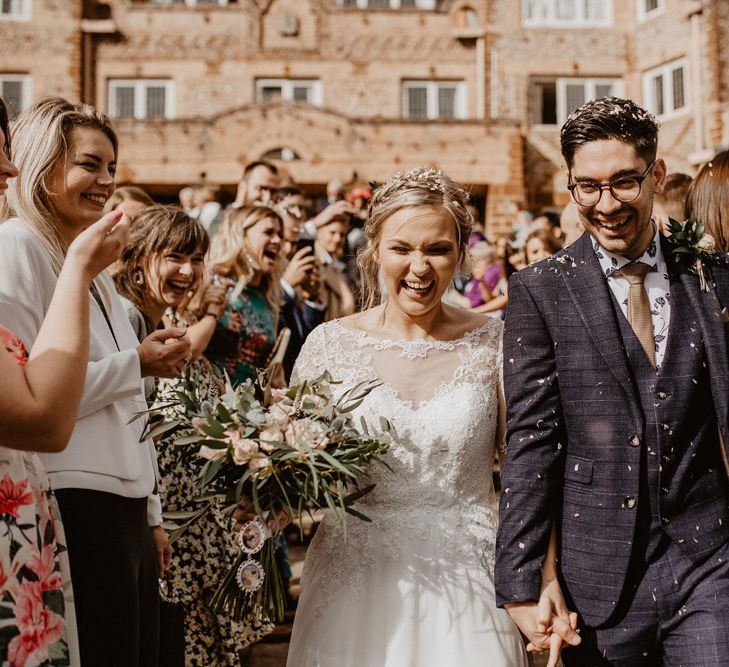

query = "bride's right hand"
231;500;294;533
527;576;581;666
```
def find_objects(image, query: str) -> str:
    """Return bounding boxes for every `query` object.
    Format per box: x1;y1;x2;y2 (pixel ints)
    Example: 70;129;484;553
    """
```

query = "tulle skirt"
287;519;528;667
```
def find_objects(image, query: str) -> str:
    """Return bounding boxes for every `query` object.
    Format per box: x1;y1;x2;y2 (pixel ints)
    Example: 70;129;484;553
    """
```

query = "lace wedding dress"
286;318;528;667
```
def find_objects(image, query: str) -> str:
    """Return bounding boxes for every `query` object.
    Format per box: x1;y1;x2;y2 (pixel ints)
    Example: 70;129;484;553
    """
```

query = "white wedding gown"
287;318;528;667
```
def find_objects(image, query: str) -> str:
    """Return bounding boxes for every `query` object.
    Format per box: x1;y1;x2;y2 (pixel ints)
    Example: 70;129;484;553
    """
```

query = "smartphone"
296;237;316;253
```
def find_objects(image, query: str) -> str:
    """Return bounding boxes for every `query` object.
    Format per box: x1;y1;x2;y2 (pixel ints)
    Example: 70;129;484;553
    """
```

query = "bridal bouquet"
148;370;391;624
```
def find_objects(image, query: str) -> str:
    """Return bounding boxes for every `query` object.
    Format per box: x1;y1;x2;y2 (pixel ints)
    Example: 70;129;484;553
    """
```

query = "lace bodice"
291;316;504;613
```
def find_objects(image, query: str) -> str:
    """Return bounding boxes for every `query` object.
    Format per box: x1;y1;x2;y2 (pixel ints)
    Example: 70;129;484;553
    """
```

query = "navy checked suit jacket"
494;231;729;627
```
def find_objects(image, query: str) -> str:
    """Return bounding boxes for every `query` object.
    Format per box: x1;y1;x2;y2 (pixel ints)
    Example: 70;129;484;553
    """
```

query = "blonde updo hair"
208;204;284;315
357;166;473;310
2;97;118;275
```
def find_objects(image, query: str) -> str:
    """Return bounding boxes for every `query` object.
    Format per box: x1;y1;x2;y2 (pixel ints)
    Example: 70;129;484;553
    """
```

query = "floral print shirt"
592;223;671;369
0;325;77;666
204;277;276;386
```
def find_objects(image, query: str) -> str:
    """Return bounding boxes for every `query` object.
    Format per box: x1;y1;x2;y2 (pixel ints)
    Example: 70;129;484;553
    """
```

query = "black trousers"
55;489;160;667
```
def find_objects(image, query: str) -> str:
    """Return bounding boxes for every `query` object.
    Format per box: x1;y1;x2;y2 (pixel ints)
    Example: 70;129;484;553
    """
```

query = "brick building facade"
0;0;725;235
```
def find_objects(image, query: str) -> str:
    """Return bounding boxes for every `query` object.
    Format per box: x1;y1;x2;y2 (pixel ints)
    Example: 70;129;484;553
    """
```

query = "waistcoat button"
629;435;641;447
623;496;637;509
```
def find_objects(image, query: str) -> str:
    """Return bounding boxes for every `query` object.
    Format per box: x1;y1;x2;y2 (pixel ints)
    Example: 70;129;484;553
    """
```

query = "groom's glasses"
567;160;656;207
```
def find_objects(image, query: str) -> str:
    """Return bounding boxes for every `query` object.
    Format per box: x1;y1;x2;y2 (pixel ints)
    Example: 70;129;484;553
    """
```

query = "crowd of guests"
0;95;381;667
2;91;729;667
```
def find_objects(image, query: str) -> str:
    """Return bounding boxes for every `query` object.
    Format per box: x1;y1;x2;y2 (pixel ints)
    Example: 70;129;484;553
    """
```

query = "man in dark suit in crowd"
276;192;325;381
496;97;729;664
208;160;280;239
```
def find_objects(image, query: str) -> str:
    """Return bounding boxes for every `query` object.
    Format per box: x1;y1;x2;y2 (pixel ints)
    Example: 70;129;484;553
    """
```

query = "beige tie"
618;262;656;368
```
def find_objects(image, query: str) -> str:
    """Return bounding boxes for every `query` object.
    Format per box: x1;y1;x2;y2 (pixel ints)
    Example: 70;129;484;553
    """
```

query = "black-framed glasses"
567;160;656;207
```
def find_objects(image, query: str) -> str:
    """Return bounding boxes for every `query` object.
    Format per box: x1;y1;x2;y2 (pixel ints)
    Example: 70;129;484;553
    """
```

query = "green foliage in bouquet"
142;369;391;624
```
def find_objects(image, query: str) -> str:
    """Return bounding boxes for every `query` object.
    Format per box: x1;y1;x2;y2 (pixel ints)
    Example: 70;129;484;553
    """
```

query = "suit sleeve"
301;301;326;336
495;270;566;607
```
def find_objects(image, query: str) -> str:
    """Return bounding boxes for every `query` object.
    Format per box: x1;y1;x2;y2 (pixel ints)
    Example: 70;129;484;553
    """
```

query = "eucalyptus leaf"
344;506;373;522
162;510;201;521
144;419;183;440
201;421;226;439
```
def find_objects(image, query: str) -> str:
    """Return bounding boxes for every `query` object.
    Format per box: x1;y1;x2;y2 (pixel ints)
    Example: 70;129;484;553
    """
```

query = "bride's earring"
133;270;145;286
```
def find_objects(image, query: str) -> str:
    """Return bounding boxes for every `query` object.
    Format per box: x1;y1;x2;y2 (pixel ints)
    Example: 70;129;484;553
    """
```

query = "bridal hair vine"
368;166;471;215
358;166;474;311
665;217;717;292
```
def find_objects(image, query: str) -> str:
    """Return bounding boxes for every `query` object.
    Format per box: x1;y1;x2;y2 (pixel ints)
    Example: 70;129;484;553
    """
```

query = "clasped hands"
506;576;581;667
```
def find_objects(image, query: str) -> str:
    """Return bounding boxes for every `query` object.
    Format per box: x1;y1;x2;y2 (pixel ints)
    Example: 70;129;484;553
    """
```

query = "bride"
287;167;570;666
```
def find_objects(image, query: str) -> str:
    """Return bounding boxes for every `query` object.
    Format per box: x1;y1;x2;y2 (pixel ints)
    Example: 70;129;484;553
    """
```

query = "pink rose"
248;456;272;478
284;418;329;452
199;445;227;461
301;394;327;412
270;388;288;403
266;401;294;427
258;427;283;453
230;436;259;466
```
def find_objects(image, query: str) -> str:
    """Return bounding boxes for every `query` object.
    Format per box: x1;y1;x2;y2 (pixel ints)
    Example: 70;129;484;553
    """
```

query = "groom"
495;97;729;665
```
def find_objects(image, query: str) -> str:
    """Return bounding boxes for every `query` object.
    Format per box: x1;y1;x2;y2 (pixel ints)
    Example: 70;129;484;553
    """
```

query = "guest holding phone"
276;197;325;381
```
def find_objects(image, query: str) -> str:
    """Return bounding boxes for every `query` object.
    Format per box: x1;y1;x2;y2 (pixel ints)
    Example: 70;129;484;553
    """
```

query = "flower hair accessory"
368;166;471;216
665;217;717;292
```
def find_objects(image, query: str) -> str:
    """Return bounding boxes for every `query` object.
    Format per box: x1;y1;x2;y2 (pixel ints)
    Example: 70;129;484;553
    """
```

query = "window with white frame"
144;1;233;6
108;80;175;119
0;75;31;118
643;60;688;119
255;79;322;106
637;0;663;21
336;0;435;9
530;77;623;125
402;81;466;120
522;0;612;27
0;0;31;20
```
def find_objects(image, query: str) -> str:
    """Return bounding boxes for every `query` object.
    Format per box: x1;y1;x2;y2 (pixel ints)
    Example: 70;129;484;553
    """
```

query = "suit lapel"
559;233;638;404
667;237;729;433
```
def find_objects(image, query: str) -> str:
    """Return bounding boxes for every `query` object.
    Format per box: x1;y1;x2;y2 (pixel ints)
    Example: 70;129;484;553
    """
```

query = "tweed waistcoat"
611;273;727;563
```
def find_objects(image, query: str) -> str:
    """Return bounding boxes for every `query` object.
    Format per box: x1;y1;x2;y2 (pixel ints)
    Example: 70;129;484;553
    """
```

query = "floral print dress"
204;277;276;385
0;326;79;667
155;314;273;666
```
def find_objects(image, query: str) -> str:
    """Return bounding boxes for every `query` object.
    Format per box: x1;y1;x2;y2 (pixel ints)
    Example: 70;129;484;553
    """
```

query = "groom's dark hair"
560;97;659;169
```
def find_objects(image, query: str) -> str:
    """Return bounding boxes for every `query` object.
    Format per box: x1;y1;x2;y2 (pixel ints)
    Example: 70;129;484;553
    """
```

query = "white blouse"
0;218;161;525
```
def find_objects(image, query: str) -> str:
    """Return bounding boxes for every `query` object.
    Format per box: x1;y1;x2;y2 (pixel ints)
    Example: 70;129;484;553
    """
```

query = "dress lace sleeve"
290;323;329;385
